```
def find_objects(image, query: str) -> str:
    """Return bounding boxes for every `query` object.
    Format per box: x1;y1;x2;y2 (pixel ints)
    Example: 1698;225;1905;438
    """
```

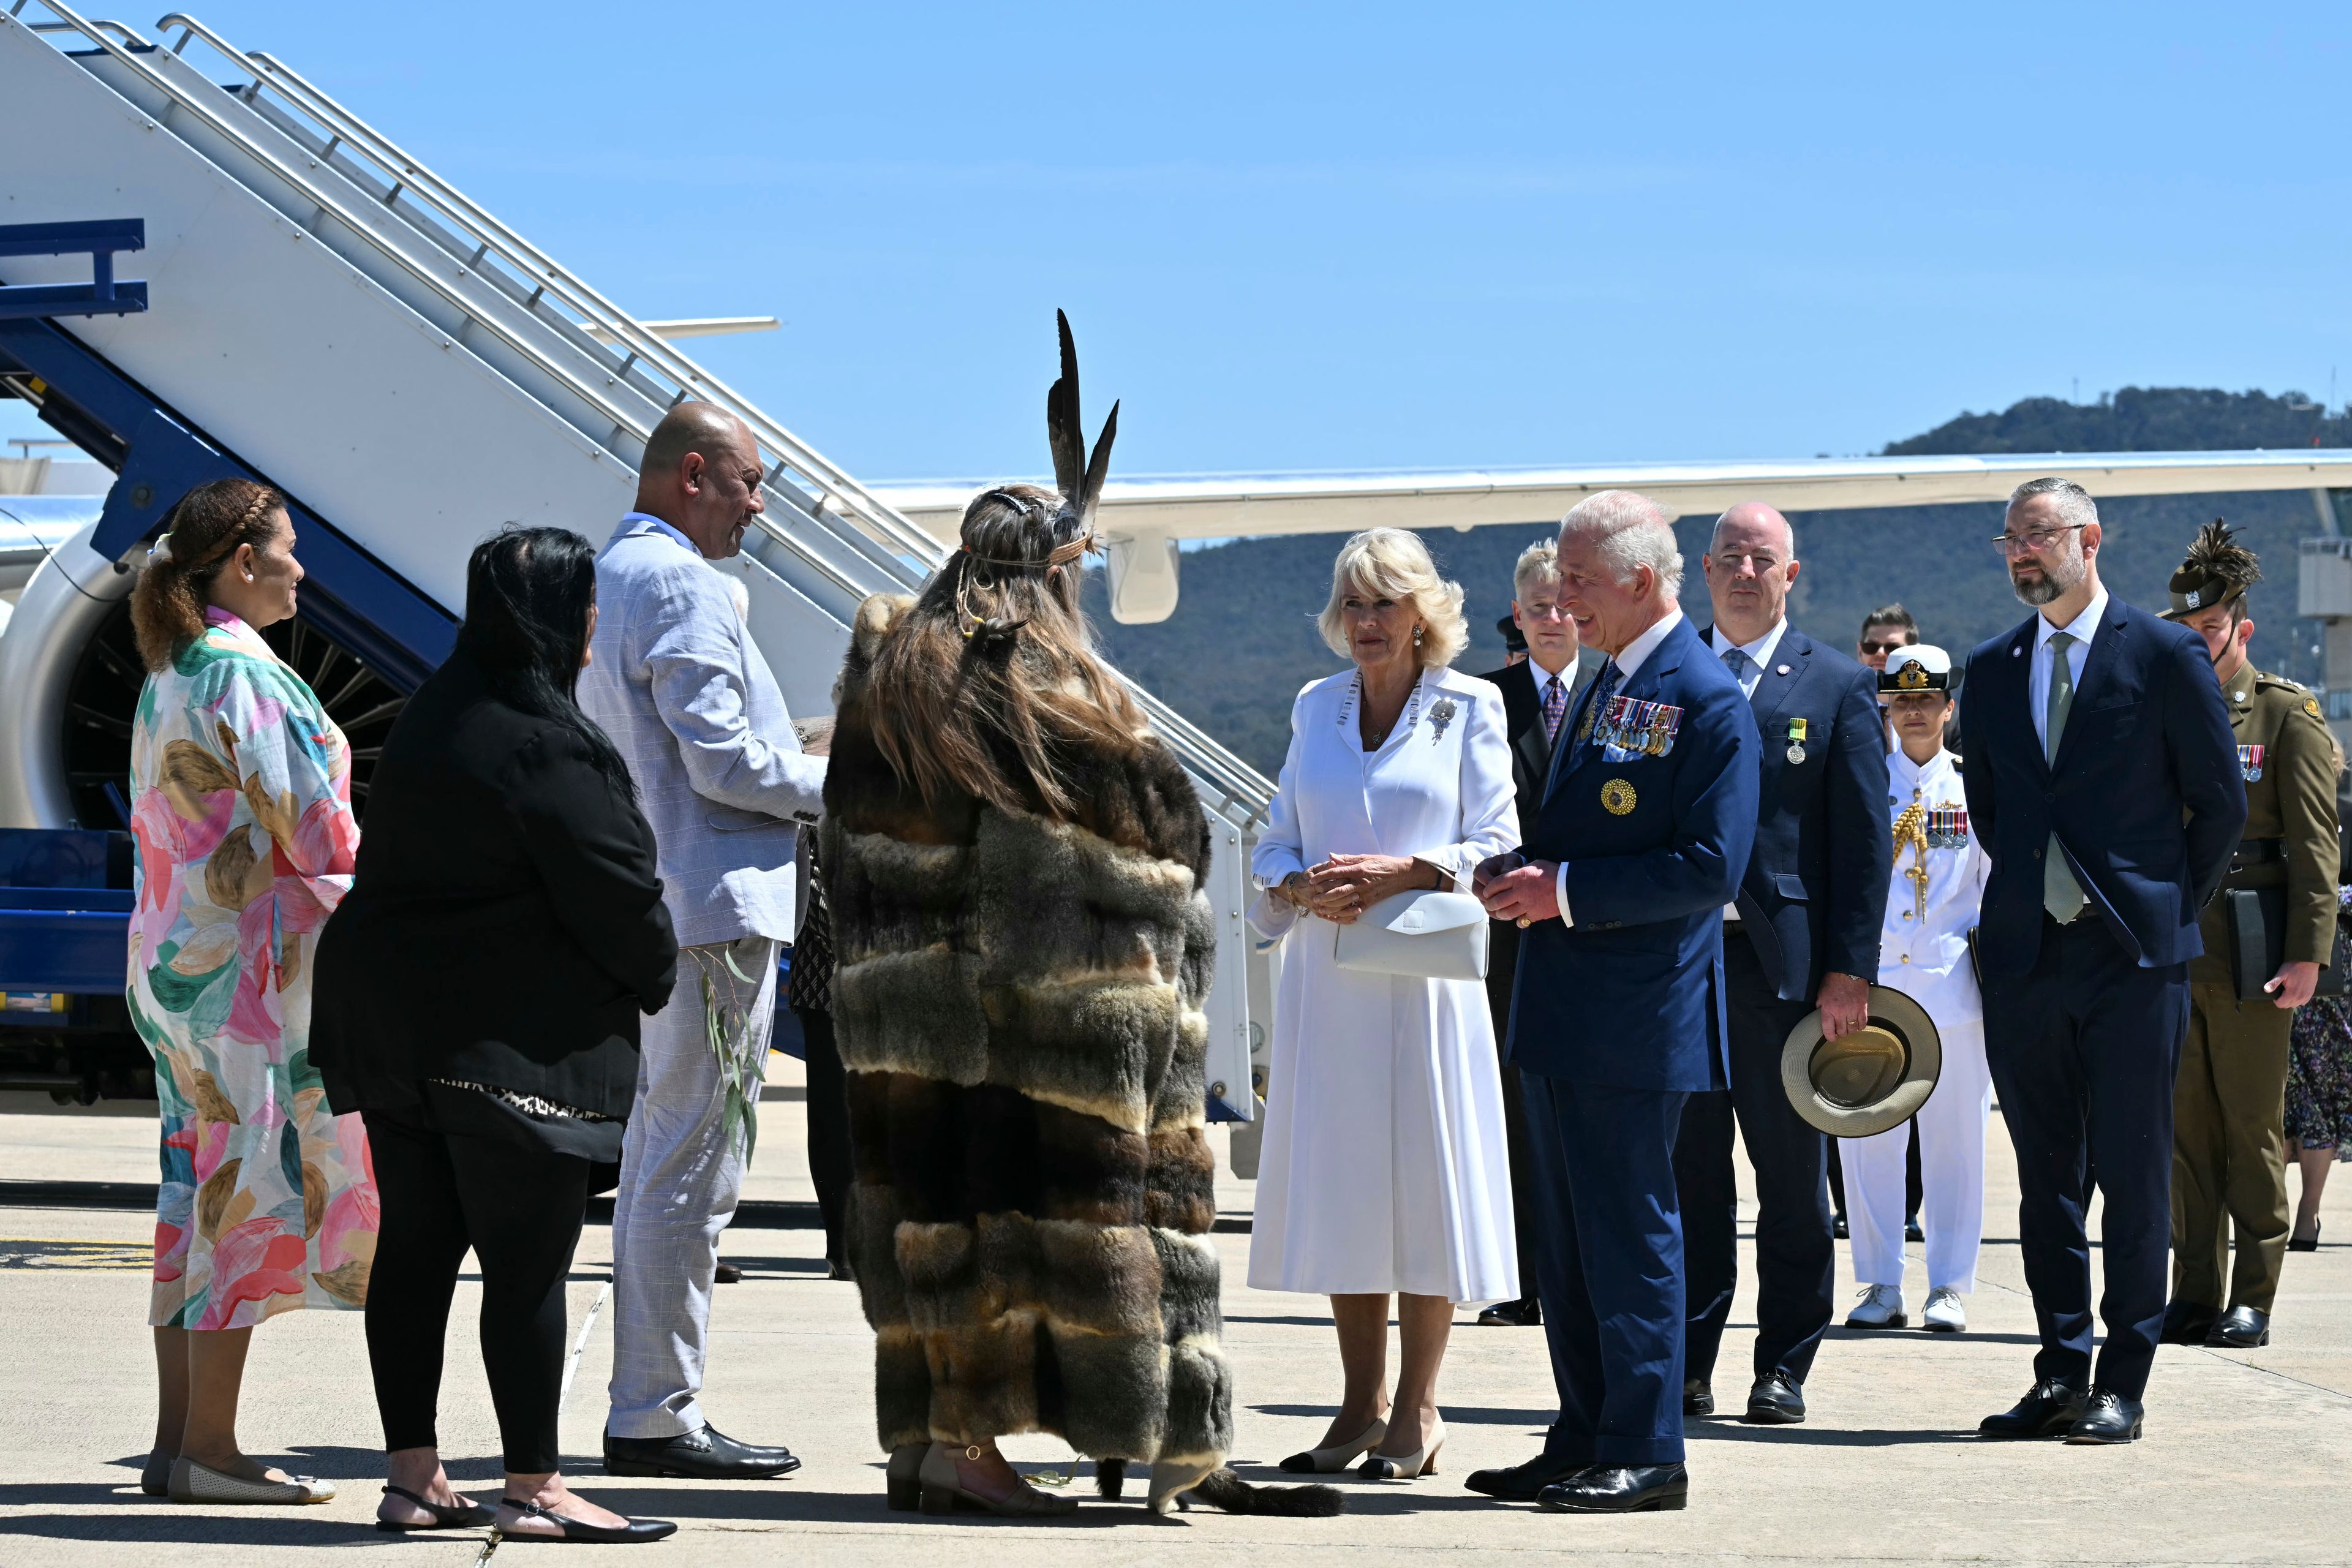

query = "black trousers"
1983;916;2187;1401
797;1006;853;1265
362;1107;590;1474
1676;930;1836;1386
1483;921;1541;1287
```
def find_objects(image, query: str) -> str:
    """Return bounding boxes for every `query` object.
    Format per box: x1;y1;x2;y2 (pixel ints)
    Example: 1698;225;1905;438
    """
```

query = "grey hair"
1512;538;1561;598
1317;527;1470;668
2008;477;2099;529
1559;489;1684;600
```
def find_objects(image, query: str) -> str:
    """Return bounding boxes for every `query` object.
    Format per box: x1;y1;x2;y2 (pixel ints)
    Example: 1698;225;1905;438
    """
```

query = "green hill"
1086;387;2342;775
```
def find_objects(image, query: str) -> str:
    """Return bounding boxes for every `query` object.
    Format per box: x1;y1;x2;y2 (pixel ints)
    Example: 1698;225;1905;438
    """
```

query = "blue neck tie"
1574;660;1623;745
1721;646;1749;689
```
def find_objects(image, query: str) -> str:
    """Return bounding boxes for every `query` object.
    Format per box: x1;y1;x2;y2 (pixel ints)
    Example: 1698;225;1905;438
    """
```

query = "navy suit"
1959;597;2244;1400
1507;614;1758;1464
1476;650;1605;1288
1676;625;1890;1389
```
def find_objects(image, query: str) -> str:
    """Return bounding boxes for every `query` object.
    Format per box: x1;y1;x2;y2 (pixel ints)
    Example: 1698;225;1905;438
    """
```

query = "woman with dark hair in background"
126;478;371;1506
313;527;679;1544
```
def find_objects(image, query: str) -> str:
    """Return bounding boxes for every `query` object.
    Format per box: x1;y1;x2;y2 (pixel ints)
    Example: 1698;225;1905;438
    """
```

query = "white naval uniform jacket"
1879;745;1991;1025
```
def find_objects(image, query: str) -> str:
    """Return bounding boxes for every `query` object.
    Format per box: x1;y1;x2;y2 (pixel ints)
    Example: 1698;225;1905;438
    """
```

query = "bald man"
580;402;824;1480
1677;502;1890;1425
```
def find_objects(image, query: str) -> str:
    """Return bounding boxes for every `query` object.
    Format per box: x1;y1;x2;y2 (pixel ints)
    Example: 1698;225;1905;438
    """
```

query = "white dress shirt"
2029;586;2108;748
1708;617;1789;701
1553;609;1685;925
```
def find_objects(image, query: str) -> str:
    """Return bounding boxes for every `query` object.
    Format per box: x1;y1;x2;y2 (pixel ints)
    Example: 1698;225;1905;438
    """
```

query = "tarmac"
1;1061;2348;1567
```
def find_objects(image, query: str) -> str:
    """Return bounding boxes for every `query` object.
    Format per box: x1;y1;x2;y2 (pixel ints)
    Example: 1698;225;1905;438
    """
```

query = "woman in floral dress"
125;478;372;1506
2287;883;2352;1250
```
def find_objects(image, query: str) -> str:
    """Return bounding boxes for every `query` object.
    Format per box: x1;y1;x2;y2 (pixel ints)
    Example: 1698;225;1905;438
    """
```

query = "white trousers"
606;934;777;1439
1841;1014;1991;1292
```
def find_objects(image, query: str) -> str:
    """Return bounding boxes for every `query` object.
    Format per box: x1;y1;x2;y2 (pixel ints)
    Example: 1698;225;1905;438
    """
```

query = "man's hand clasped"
1280;852;1441;924
1473;851;1559;927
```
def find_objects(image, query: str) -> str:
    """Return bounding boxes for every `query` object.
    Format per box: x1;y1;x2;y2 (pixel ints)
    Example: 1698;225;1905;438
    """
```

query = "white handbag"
1333;889;1491;981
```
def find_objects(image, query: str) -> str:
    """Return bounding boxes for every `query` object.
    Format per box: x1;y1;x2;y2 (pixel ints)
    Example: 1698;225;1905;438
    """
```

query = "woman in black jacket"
313;528;678;1545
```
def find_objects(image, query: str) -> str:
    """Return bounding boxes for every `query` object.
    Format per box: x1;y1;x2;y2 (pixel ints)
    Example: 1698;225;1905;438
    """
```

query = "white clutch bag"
1333;889;1491;981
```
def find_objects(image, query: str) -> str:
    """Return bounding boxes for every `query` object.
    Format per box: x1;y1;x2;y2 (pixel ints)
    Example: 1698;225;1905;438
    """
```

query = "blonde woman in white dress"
1249;529;1521;1483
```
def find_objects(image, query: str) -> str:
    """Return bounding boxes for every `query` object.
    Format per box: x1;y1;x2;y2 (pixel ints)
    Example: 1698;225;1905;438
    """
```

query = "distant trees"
1884;386;2349;456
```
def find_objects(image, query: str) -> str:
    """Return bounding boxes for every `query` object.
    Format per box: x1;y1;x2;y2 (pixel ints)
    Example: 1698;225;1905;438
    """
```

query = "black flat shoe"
1904;1214;1924;1243
2206;1305;2271;1348
1536;1463;1687;1513
1476;1298;1541;1327
375;1483;496;1532
2063;1389;2144;1444
2288;1220;2321;1253
1832;1213;1849;1240
2158;1299;2220;1346
714;1262;744;1284
1979;1378;2085;1439
499;1497;677;1543
603;1423;800;1480
1743;1372;1804;1425
1464;1451;1589;1501
1683;1378;1714;1418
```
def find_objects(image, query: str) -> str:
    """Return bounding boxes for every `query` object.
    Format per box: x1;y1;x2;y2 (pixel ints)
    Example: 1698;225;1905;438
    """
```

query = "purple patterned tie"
1541;674;1567;744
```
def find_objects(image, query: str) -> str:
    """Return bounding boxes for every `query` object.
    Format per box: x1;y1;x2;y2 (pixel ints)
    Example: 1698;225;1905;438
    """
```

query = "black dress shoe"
1978;1378;2086;1439
714;1262;744;1284
1476;1297;1542;1327
2158;1299;2220;1346
1535;1463;1688;1513
1743;1372;1804;1425
2206;1305;2271;1348
1833;1213;1849;1240
1464;1452;1590;1501
603;1423;801;1480
2063;1388;2144;1444
1683;1378;1714;1417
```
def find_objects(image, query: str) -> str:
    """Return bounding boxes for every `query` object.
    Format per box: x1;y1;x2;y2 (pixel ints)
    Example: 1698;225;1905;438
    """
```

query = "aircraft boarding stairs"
0;4;1275;1137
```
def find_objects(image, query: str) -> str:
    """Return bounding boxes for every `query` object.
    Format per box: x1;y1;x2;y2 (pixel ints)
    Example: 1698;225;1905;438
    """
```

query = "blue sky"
11;3;2352;483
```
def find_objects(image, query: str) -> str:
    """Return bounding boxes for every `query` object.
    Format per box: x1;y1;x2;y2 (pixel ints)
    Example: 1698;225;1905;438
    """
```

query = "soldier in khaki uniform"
2160;521;2340;1349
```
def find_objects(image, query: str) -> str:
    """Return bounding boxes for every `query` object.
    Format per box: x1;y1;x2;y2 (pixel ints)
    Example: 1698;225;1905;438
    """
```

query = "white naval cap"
1879;643;1953;693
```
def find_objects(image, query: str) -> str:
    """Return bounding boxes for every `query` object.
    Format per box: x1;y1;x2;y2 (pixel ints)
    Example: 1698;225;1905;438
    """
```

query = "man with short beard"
1958;478;2243;1445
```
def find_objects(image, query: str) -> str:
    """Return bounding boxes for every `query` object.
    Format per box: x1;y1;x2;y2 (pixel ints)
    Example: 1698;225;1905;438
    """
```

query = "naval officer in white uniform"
1842;645;1994;1333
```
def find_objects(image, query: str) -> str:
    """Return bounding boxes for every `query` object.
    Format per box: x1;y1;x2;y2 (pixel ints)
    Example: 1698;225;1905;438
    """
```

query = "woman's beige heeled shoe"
1277;1416;1388;1474
917;1442;1079;1518
884;1443;927;1511
1147;1456;1220;1515
1359;1417;1446;1480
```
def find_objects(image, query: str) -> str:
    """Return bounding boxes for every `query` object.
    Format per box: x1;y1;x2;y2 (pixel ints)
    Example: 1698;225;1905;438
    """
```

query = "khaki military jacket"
2192;664;2340;986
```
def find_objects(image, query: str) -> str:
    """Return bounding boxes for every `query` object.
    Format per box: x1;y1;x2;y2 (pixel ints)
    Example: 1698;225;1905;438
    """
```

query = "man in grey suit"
581;402;825;1480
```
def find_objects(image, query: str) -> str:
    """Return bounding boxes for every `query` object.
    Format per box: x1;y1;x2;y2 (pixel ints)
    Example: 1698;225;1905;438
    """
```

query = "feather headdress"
961;311;1119;570
2164;518;2261;620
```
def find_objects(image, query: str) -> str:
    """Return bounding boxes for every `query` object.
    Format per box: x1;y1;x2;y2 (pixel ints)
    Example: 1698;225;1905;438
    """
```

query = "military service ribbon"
2238;744;2264;783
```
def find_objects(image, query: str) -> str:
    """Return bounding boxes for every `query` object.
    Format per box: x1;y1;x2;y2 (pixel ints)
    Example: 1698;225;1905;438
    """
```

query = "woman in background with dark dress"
313;527;679;1544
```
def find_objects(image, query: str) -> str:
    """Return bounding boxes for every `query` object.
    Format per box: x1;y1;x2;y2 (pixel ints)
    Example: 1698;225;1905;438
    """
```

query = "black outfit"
1472;650;1603;1303
1959;601;2242;1402
314;646;677;1472
788;829;851;1272
1676;625;1890;1392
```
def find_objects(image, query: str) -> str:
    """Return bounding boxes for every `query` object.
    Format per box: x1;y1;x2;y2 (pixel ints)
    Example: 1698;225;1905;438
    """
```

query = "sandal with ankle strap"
374;1483;496;1532
499;1496;677;1543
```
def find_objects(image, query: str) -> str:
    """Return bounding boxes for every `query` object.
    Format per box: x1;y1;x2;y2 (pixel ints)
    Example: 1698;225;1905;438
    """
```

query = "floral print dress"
128;608;374;1329
2288;886;2352;1160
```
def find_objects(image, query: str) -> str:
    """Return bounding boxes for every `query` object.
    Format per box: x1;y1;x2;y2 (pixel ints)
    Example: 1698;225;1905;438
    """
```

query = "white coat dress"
1246;665;1522;1303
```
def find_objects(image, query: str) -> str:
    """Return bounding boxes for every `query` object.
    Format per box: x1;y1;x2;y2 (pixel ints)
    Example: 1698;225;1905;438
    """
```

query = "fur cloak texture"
823;594;1231;1473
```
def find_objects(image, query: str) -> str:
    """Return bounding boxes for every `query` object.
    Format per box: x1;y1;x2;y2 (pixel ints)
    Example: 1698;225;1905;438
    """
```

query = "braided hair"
127;478;286;672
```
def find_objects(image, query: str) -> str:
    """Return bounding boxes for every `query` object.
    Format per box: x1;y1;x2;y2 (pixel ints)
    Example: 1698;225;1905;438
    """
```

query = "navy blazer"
1474;649;1608;834
1694;624;1891;1001
1958;598;2245;975
1506;615;1760;1091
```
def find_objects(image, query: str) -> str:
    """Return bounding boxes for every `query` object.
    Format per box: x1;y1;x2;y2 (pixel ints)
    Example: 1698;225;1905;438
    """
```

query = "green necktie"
2043;630;2087;922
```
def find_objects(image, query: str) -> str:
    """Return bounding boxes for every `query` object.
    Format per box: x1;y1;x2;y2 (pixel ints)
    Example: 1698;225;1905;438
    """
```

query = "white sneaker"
1922;1287;1966;1333
1845;1283;1907;1328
